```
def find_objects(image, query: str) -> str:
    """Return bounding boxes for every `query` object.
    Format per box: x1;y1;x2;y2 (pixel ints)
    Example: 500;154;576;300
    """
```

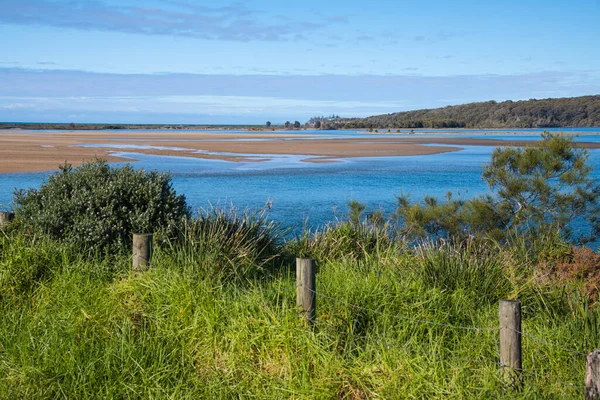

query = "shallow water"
2;131;600;233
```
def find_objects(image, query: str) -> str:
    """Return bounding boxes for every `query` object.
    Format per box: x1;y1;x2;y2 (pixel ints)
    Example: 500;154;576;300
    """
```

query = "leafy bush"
396;192;507;242
13;160;189;253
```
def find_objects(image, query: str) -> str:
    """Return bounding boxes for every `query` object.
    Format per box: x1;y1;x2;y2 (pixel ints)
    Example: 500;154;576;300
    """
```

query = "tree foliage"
397;133;600;243
483;132;600;239
321;95;600;129
14;160;190;252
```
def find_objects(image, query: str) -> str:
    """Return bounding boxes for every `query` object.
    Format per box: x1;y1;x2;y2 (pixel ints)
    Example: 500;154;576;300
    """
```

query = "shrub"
483;132;600;241
551;246;600;302
396;132;600;244
13;160;189;253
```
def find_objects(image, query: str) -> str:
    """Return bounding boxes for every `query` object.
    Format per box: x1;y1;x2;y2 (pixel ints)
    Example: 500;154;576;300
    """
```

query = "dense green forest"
322;95;600;129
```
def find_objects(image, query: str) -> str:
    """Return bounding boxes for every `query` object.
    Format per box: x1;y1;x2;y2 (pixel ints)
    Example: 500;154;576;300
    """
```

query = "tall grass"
285;219;397;263
0;213;598;398
413;240;510;304
159;206;285;281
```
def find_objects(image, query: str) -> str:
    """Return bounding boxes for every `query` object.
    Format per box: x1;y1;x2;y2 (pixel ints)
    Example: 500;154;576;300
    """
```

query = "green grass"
0;223;597;399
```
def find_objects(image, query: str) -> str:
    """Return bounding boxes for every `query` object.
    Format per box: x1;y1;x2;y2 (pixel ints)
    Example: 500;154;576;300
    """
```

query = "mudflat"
2;130;599;173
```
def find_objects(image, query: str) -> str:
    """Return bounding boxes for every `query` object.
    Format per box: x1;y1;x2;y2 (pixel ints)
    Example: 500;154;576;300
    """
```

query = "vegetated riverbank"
1;133;598;397
0;211;596;398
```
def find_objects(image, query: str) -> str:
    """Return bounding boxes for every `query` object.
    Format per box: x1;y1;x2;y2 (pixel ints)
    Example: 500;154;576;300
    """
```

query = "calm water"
2;130;600;232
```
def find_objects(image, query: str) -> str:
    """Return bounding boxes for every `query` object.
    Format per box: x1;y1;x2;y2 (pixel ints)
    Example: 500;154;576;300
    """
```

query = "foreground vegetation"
1;133;599;398
1;215;598;398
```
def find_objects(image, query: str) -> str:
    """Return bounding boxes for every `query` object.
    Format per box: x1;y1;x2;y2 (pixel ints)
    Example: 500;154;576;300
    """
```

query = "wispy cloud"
412;31;470;43
2;67;598;101
355;34;374;42
0;94;409;124
0;0;337;42
0;67;598;123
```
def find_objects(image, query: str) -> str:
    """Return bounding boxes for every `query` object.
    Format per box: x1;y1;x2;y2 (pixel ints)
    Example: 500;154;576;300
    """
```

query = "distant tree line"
0;123;270;131
306;114;342;129
317;96;600;129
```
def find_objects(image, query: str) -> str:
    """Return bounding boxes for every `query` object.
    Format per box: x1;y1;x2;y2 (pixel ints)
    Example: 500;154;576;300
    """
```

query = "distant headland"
1;95;598;131
314;95;600;130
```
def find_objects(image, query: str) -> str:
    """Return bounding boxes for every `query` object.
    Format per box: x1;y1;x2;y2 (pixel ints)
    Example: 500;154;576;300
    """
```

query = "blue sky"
1;0;599;124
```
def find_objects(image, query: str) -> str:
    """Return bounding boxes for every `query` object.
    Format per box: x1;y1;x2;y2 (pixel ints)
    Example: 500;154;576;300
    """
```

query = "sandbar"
1;130;599;173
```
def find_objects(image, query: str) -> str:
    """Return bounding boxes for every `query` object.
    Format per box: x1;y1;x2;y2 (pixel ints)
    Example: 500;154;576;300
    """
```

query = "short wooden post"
132;233;153;272
296;258;316;326
499;299;522;387
586;350;600;398
0;211;14;227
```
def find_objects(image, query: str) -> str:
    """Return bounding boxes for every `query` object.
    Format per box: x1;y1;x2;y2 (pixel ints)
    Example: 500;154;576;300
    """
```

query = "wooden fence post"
132;233;153;272
0;211;14;227
499;299;522;387
296;258;316;326
586;350;600;399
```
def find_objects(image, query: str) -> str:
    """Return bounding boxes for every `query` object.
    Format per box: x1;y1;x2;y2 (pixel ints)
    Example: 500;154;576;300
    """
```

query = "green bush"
13;160;189;253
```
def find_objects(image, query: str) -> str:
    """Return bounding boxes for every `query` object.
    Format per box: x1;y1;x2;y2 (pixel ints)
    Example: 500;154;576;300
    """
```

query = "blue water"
2;130;600;233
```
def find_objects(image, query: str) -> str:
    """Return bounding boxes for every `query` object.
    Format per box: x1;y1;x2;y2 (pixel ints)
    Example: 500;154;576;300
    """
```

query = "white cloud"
0;0;340;42
0;95;409;118
1;67;598;123
1;103;31;110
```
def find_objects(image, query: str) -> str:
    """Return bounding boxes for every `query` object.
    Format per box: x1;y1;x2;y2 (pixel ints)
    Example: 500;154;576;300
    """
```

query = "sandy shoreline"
2;130;600;173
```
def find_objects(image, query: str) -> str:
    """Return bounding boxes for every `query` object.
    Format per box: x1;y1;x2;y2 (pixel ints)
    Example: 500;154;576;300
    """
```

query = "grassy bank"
0;221;597;399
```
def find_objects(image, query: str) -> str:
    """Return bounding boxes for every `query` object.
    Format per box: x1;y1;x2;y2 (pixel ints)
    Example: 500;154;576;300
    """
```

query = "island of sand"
2;130;600;173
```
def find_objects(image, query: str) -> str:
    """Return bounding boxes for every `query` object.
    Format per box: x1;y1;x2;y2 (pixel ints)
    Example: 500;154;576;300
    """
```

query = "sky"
0;0;599;124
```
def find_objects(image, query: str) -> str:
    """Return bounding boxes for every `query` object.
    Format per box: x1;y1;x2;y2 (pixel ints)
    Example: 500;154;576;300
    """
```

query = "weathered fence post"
0;211;14;227
499;299;522;387
132;233;153;272
296;257;316;326
586;350;600;398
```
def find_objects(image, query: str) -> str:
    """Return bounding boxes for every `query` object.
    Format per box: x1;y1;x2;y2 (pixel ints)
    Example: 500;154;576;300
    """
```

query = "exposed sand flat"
1;130;599;173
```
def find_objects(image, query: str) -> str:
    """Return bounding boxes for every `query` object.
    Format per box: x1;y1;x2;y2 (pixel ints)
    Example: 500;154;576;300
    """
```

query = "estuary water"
2;129;600;232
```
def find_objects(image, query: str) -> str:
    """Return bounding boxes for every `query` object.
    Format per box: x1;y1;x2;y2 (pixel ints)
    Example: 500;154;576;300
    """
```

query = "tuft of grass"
160;206;285;281
412;240;511;304
285;220;397;263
